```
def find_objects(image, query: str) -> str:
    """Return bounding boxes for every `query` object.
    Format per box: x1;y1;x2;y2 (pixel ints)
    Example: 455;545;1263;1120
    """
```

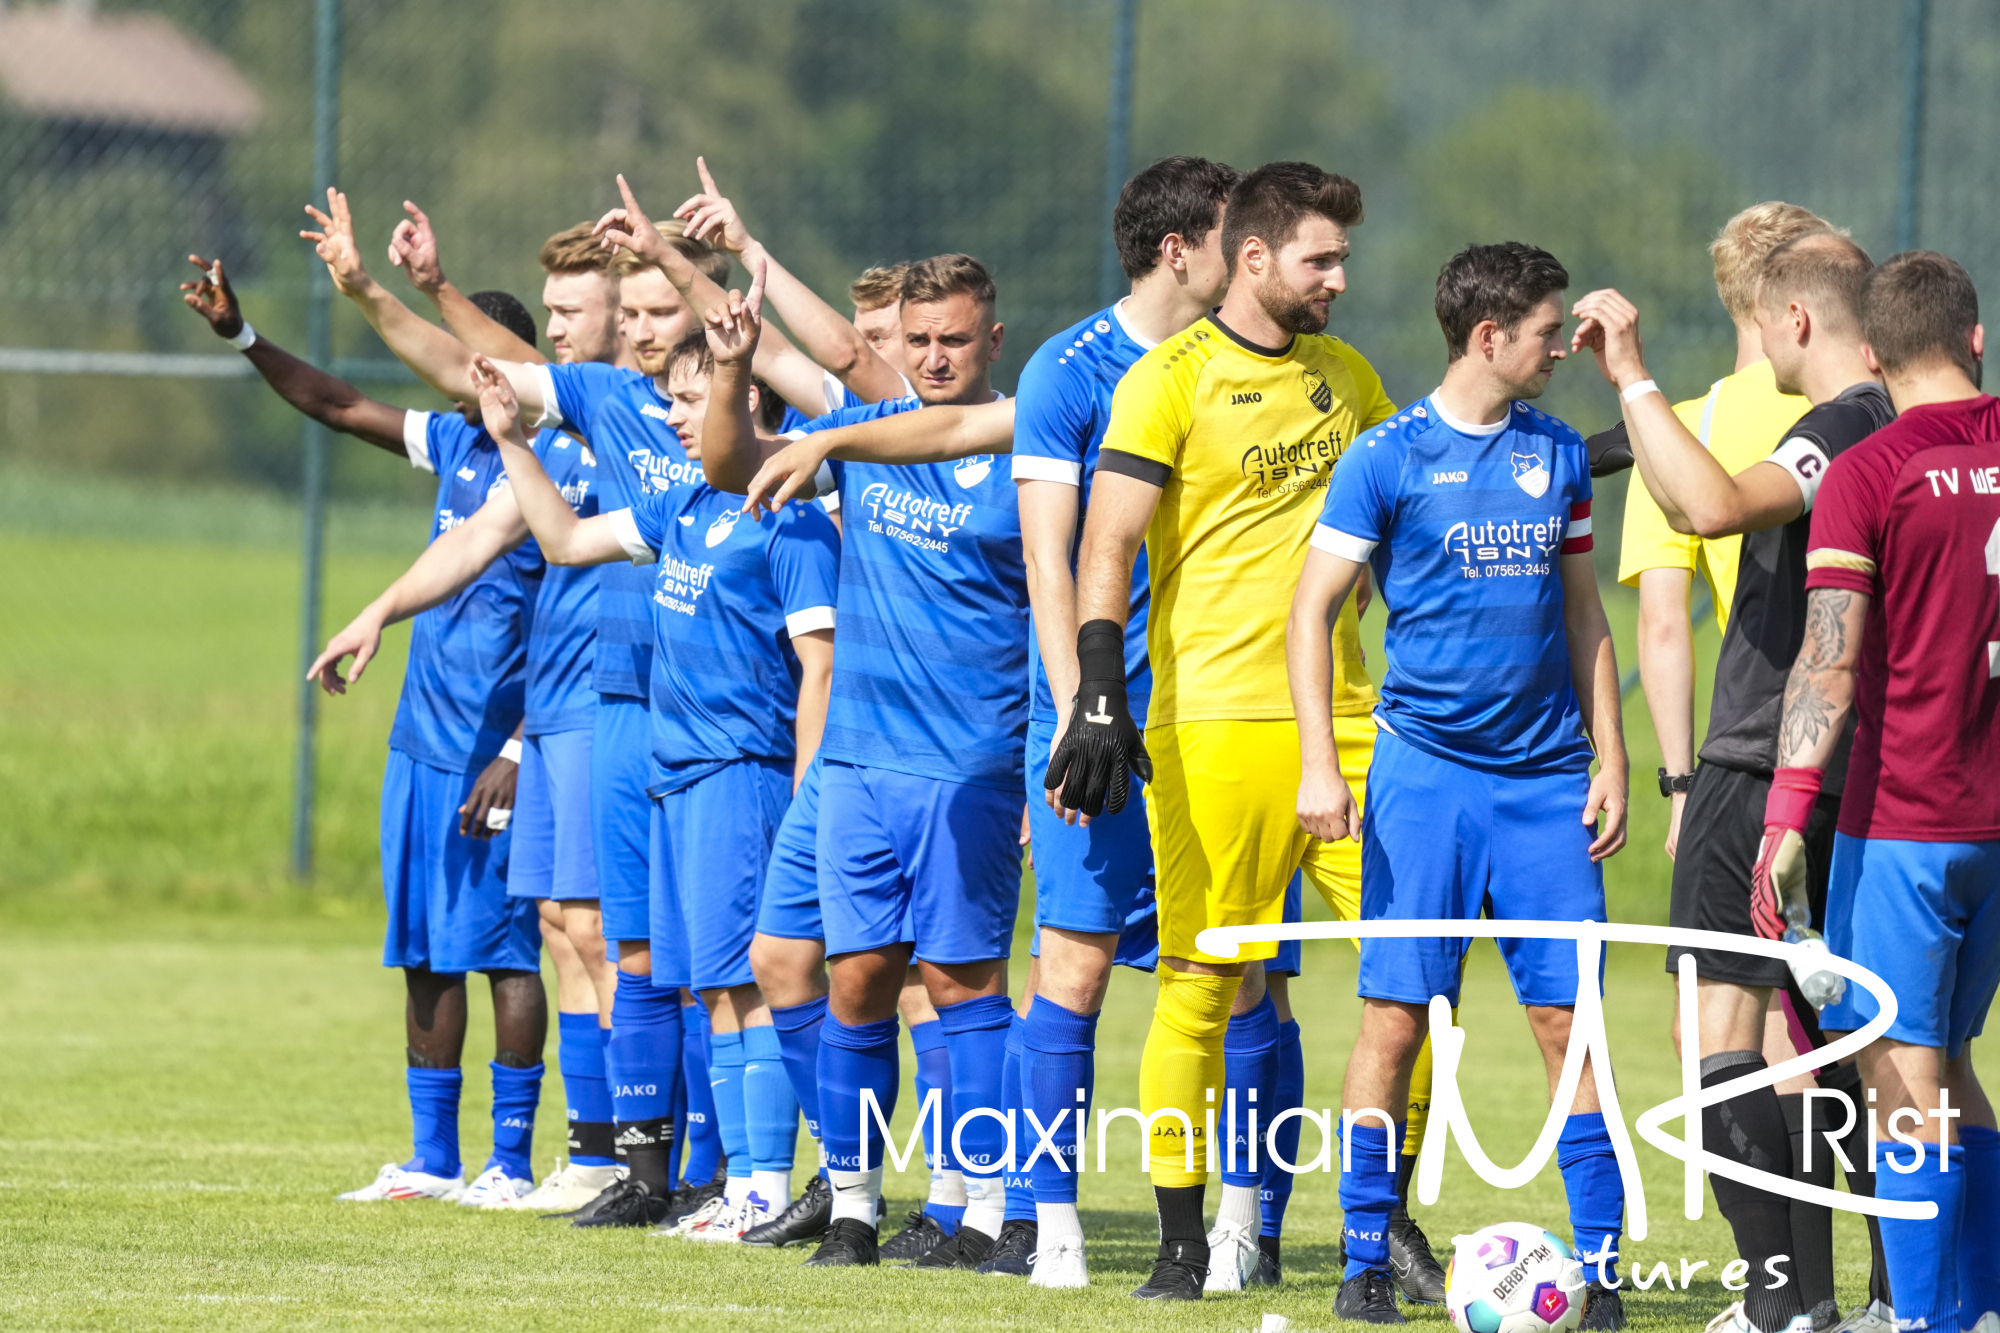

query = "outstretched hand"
306;614;384;696
179;254;244;339
704;257;766;366
469;355;528;447
300;187;370;297
594;173;671;267
740;434;832;518
1569;288;1646;389
673;156;756;255
388;200;446;293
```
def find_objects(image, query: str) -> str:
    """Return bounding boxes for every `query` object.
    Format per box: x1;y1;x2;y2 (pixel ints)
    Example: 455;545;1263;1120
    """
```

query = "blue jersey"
534;362;704;700
389;410;543;771
614;486;841;792
1012;301;1155;725
1315;395;1597;774
795;396;1031;791
523;428;599;736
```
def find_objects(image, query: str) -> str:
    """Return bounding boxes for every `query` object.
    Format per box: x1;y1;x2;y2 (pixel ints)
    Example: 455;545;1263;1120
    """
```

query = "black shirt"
1699;381;1895;789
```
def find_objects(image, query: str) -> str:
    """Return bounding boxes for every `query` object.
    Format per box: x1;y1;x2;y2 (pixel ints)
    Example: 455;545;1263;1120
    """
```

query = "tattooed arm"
1776;587;1869;770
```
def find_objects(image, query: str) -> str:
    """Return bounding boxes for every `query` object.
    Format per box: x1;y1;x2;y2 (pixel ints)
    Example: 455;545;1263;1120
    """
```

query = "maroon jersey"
1805;394;2000;841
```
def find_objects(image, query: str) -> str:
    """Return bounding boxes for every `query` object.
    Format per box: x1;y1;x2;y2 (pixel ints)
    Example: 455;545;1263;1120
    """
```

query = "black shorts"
1664;761;1840;990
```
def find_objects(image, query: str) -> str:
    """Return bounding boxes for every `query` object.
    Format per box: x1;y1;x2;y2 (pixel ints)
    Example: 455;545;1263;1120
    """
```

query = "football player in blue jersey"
1288;243;1630;1328
186;253;551;1206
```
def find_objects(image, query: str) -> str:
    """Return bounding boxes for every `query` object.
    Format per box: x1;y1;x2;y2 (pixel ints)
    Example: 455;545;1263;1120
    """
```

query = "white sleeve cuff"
1766;436;1833;510
822;369;846;416
529;363;562;429
1011;454;1082;486
605;508;657;564
812;459;836;499
402;410;435;472
818;489;841;514
785;606;837;636
1309;523;1378;561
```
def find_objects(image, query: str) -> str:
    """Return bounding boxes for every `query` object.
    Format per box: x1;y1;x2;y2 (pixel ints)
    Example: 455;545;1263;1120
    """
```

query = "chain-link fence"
0;0;1990;896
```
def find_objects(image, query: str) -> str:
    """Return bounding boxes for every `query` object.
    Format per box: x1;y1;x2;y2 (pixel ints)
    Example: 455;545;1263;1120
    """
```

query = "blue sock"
606;971;681;1192
1339;1120;1400;1278
1223;990;1281;1189
679;998;720;1187
769;996;827;1143
1875;1139;1964;1330
404;1066;463;1179
1262;1017;1304;1238
911;1017;961;1228
936;994;1014;1235
557;1013;616;1167
485;1061;542;1181
1557;1112;1624;1284
1025;997;1097;1205
1001;1008;1035;1223
817;1014;899;1172
1961;1125;2000;1321
708;1028;751;1186
743;1025;799;1175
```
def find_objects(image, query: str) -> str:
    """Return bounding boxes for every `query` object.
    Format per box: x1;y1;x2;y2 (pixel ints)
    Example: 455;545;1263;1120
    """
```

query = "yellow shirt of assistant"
1100;316;1396;726
1616;358;1807;631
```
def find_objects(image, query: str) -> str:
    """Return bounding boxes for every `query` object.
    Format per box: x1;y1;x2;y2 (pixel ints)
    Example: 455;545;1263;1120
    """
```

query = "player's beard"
1257;273;1330;336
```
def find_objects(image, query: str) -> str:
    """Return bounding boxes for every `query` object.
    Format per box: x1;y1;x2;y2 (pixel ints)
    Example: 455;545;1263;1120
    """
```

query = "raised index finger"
696;155;719;197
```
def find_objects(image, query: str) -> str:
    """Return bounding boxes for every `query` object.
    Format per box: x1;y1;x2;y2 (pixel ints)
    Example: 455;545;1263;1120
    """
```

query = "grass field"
2;487;1886;1331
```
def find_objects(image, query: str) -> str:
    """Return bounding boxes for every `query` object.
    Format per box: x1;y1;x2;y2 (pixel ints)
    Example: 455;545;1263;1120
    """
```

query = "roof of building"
0;3;260;134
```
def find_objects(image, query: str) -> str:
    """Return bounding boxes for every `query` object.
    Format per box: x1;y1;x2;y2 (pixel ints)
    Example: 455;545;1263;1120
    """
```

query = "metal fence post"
1098;0;1137;306
290;0;342;880
1894;0;1930;253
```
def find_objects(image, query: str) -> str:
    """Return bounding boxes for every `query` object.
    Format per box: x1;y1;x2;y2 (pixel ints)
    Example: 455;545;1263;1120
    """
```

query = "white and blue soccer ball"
1445;1221;1585;1333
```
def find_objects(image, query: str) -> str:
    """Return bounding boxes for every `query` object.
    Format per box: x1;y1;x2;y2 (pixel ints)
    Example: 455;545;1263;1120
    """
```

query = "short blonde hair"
848;263;908;312
1710;202;1836;322
539;221;613;276
610;217;730;286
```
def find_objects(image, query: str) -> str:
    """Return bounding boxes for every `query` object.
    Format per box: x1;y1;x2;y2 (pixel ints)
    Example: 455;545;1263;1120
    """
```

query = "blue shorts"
509;727;598;902
759;755;826;942
379;749;539;974
1819;833;2000;1056
1356;731;1603;1009
1024;717;1158;972
1270;874;1304;977
818;761;1024;964
652;758;793;993
591;694;653;944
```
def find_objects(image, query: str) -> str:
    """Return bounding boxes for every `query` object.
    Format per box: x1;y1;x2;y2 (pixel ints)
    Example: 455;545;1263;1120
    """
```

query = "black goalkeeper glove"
1043;619;1151;817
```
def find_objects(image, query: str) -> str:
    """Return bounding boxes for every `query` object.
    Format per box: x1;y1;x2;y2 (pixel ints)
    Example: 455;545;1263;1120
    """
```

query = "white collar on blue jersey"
1426;390;1511;437
1111;297;1160;351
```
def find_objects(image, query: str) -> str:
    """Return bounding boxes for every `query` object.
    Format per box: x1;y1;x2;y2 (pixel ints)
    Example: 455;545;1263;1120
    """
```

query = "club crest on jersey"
953;455;993;488
704;508;741;548
1511;450;1550;498
1301;366;1333;413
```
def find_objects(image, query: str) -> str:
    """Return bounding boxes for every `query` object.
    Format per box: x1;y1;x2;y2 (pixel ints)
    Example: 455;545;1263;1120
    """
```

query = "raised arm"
677;157;906;403
1572;289;1806;537
739;399;1018;513
1287;545;1368;843
470;357;628;566
1560;549;1628;860
182;253;407;452
388;200;546;364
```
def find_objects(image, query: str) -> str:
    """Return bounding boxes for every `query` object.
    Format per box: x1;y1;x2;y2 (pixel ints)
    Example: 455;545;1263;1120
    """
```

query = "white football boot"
660;1192;731;1239
458;1165;535;1208
1028;1233;1090;1289
1704;1305;1813;1333
693;1194;774;1244
1831;1302;1896;1333
509;1160;622;1213
1202;1218;1260;1293
337;1161;465;1202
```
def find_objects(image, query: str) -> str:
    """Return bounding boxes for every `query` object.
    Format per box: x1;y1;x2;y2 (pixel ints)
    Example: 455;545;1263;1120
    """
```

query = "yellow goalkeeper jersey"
1100;314;1396;726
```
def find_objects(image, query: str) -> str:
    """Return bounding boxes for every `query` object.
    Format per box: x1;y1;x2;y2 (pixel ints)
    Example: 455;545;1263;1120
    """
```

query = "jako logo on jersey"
1510;450;1550;498
704;508;741;548
1230;391;1263;405
628;448;702;494
640;403;671;422
1432;470;1469;485
1240;433;1346;493
953;455;994;488
1301;366;1334;413
456;466;477;481
1444;516;1562;564
857;482;973;537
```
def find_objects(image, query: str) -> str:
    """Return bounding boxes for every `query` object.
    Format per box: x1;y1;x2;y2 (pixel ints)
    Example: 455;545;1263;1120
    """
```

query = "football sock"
1139;965;1239;1188
486;1060;541;1181
707;1028;752;1203
557;1012;616;1167
1959;1124;2000;1321
1262;1017;1303;1240
1001;1007;1036;1224
1778;1091;1838;1328
1699;1054;1797;1329
1406;1026;1438;1170
1819;1060;1892;1309
742;1023;799;1191
829;1164;883;1227
1155;1182;1206;1246
1025;995;1097;1206
1874;1139;1962;1332
404;1066;463;1179
817;1013;898;1179
665;1016;686;1183
679;997;720;1189
927;1163;967;1233
1558;1111;1625;1289
1259;1233;1282;1267
1217;1182;1260;1234
768;996;827;1143
910;1017;962;1228
1339;1119;1400;1277
1222;989;1279;1190
937;993;1013;1238
607;972;680;1195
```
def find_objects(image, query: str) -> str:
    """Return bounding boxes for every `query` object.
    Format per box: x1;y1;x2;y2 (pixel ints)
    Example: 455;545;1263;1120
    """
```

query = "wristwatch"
1658;767;1696;797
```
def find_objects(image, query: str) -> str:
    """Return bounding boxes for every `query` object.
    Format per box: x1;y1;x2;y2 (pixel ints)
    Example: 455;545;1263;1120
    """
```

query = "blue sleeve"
1320;427;1399;541
625;491;671;552
425;414;485;479
768;502;842;615
1013;340;1091;472
544;362;625;439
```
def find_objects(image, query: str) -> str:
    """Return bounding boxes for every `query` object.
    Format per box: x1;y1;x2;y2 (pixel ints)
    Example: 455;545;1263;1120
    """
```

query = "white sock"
929;1167;967;1207
1216;1182;1260;1233
961;1174;1005;1239
829;1166;882;1226
1036;1200;1084;1247
750;1169;791;1209
723;1173;752;1206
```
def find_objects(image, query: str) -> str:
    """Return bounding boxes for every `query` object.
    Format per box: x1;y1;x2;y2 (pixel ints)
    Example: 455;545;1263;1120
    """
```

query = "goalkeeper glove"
1043;619;1150;817
1751;766;1822;940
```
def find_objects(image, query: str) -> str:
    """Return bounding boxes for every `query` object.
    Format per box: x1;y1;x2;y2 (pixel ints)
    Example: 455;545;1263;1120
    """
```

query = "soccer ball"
1445;1221;1585;1333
